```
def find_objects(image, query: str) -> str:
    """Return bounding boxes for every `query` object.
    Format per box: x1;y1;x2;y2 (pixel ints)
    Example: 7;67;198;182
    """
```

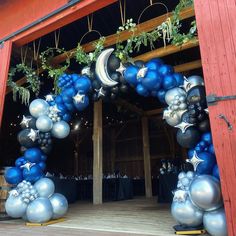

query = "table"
133;178;159;196
158;173;178;203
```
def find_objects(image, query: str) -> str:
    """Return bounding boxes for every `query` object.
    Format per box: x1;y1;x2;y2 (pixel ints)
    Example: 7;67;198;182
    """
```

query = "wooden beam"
142;116;152;198
174;59;202;73
134;39;199;61
93;100;103;204
0;41;12;127
145;108;163;116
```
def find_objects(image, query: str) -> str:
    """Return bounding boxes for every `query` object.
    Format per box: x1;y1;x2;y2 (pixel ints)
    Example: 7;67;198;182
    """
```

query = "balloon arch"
4;49;227;235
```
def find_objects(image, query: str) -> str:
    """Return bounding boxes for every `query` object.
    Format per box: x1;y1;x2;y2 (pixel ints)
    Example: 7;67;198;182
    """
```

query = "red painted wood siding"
0;41;12;127
194;0;236;235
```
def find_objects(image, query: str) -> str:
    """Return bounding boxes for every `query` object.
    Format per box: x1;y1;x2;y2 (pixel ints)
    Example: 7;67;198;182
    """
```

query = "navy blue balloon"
195;145;204;153
157;89;166;104
22;164;44;183
173;73;184;86
73;95;89;111
41;155;47;162
38;161;46;171
136;84;149;97
5;167;23;185
55;95;64;104
188;149;195;158
62;113;71;122
124;65;139;86
15;157;26;167
74;76;91;93
24;148;42;163
158;64;174;76
202;132;212;145
162;74;177;90
64;102;75;112
208;144;215;155
145;58;163;71
141;70;162;90
199;140;208;148
212;164;220;180
195;151;216;175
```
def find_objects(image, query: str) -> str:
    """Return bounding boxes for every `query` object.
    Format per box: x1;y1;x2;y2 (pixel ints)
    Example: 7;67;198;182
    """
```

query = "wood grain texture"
194;0;236;235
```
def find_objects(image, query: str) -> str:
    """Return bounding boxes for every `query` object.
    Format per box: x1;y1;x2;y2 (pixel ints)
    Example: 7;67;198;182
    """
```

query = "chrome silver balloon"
185;75;204;92
203;208;228;236
49;193;68;219
29;99;49;118
171;198;203;227
165;112;182;127
165;88;186;105
186;171;195;180
5;195;28;218
51;120;70;139
26;197;53;223
34;178;55;198
178;172;186;180
181;177;191;187
189;175;223;211
36;115;53;132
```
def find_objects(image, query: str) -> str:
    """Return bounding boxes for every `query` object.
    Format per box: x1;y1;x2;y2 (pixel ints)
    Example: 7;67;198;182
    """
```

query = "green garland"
7;63;40;105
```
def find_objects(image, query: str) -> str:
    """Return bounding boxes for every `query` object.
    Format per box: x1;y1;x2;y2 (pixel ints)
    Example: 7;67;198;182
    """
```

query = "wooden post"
93;100;103;204
0;41;12;128
142;116;152;198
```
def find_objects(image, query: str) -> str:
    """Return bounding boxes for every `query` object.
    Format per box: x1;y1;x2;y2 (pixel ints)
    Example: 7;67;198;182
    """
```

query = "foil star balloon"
137;67;148;80
9;189;19;197
116;62;126;76
95;87;106;98
73;93;85;103
205;108;209;114
27;129;39;142
50;105;61;113
20;162;36;171
45;94;54;102
20;115;32;128
173;190;188;202
181;77;192;92
186;151;204;171
175;121;194;133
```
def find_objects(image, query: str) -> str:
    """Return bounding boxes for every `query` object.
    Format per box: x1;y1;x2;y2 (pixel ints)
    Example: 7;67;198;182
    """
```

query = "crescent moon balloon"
95;48;119;87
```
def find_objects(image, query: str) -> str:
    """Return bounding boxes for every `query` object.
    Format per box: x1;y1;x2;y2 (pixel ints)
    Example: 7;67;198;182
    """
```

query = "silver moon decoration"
95;48;119;87
34;178;55;198
171;198;203;227
29;99;49;118
165;88;187;106
189;175;223;211
203;208;228;236
49;193;68;219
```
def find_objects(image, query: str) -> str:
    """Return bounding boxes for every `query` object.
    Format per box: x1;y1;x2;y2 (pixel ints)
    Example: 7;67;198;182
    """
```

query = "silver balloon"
186;75;204;91
165;112;181;127
29;99;49;118
36;115;53;132
171;198;203;227
49;193;68;219
34;178;55;198
203;208;228;236
181;177;190;187
51;120;70;139
165;88;186;105
5;195;28;218
178;172;186;180
186;171;195;180
189;175;223;211
26;197;53;223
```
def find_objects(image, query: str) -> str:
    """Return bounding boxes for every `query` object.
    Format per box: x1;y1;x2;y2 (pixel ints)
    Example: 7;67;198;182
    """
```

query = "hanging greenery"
7;63;40;105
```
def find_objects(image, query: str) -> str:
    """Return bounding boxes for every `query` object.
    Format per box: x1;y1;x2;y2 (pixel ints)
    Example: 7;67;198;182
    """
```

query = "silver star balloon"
9;189;19;197
175;121;194;133
186;151;204;171
137;67;148;80
45;94;54;102
173;189;188;202
27;129;39;142
50;105;61;113
95;87;106;98
205;108;209;114
116;62;126;76
73;92;85;103
20;162;36;171
20;115;32;128
181;77;192;92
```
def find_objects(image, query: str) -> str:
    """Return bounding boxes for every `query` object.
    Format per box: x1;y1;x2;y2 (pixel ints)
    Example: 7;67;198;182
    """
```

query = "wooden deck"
0;197;179;236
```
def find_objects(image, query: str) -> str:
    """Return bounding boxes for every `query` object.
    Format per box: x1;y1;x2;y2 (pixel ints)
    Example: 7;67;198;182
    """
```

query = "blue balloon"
195;145;204;153
136;84;149;97
124;65;139;86
24;148;42;163
62;113;71;122
173;73;184;86
5;167;23;185
212;164;220;180
141;70;162;90
23;164;44;183
55;95;63;104
73;95;89;111
162;74;177;90
64;102;75;112
202;132;212;145
61;87;76;103
145;58;163;71
57;103;68;116
157;89;166;104
158;64;174;76
196;152;216;175
41;155;47;162
74;76;91;93
38;162;46;171
71;73;80;82
208;144;215;155
199;140;208;148
15;157;26;167
188;149;195;158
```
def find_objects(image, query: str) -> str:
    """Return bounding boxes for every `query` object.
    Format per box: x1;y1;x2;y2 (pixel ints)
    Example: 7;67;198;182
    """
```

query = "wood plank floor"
0;197;179;236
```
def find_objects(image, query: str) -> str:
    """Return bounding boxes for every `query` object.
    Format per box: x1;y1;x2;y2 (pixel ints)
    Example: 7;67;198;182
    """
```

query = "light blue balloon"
34;178;55;198
29;99;49;118
51;121;70;139
26;197;53;223
36;115;53;132
49;193;68;219
5;195;28;218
